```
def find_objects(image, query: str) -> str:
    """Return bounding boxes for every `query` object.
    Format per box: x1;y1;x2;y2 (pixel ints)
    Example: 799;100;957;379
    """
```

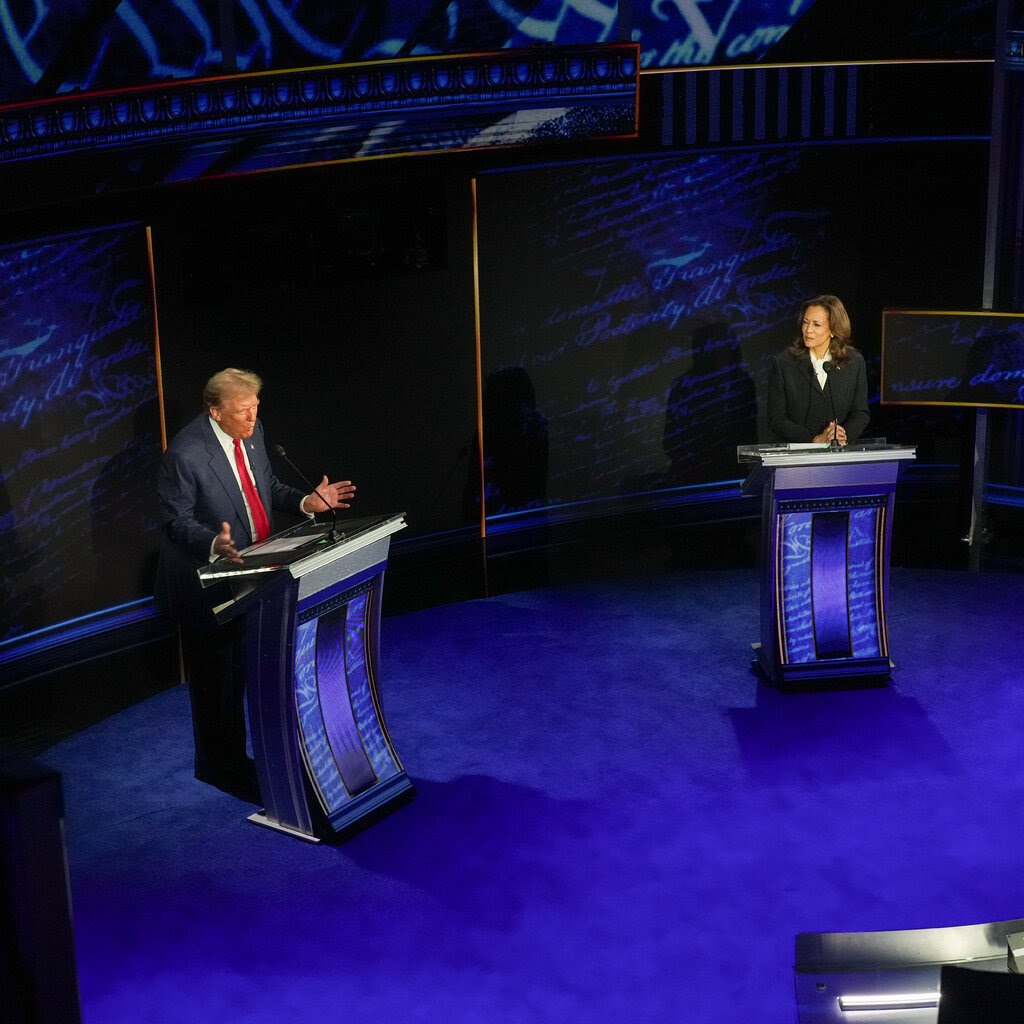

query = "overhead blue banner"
0;1;994;108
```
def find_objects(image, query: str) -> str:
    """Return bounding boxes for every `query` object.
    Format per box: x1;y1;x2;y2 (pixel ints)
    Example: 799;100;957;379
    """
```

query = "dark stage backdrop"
149;171;479;545
0;136;987;645
0;224;160;645
474;140;988;522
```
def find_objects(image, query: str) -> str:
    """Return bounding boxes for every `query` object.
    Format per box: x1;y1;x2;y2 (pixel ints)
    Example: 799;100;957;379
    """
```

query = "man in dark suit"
155;368;355;800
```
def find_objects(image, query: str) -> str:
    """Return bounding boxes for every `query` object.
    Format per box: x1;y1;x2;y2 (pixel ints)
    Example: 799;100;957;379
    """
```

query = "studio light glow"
838;991;939;1012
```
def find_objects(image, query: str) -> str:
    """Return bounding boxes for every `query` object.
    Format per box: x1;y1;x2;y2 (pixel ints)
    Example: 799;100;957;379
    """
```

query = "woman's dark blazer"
766;348;869;444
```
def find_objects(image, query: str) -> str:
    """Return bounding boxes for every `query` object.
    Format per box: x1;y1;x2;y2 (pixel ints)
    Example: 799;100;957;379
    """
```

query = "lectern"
198;513;413;842
738;442;916;690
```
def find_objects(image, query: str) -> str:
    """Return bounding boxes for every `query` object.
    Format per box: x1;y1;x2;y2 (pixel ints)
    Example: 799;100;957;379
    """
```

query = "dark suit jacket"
766;349;869;444
153;414;306;627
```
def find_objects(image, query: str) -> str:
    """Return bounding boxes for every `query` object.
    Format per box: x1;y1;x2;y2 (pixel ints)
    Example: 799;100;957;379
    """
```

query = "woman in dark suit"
767;294;869;445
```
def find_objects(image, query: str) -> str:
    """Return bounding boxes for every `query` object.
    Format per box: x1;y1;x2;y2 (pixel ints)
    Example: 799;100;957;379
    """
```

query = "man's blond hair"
203;368;262;409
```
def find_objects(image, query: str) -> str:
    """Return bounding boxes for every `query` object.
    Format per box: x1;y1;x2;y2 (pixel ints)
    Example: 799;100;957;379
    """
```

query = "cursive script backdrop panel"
0;224;160;644
475;149;843;518
474;142;986;521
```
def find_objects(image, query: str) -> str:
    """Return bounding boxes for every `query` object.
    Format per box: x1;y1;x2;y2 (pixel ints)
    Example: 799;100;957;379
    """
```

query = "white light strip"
838;992;939;1012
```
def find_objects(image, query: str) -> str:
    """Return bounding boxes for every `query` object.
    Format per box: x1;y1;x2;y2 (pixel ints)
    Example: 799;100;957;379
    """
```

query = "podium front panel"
295;571;409;834
739;444;915;689
776;500;887;669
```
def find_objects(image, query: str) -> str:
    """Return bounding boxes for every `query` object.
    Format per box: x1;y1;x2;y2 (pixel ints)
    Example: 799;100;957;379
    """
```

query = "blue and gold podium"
739;443;916;690
199;513;413;841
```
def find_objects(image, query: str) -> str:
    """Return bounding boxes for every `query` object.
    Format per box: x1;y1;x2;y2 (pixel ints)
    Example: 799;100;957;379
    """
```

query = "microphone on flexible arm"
273;443;342;543
821;361;843;451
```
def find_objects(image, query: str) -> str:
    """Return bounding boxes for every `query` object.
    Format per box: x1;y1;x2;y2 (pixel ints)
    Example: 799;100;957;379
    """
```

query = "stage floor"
21;564;1024;1023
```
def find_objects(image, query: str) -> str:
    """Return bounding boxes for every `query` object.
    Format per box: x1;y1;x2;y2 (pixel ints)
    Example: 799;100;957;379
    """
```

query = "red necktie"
233;438;271;542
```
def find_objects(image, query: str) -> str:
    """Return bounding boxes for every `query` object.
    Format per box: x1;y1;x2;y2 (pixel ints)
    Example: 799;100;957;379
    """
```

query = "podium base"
752;642;893;692
325;772;417;841
247;809;322;843
247;773;416;844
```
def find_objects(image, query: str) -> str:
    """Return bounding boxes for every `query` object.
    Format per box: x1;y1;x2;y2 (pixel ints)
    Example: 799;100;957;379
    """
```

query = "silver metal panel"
772;462;903;490
797;918;1024;970
289;515;405;585
737;442;917;470
795;918;1024;1023
294;534;395;603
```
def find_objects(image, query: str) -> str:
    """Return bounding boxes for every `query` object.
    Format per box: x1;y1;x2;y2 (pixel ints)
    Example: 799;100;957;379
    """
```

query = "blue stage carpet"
42;567;1024;1023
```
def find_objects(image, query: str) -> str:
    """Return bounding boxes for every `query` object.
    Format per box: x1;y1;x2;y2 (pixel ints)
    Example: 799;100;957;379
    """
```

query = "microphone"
821;361;842;450
273;443;342;543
